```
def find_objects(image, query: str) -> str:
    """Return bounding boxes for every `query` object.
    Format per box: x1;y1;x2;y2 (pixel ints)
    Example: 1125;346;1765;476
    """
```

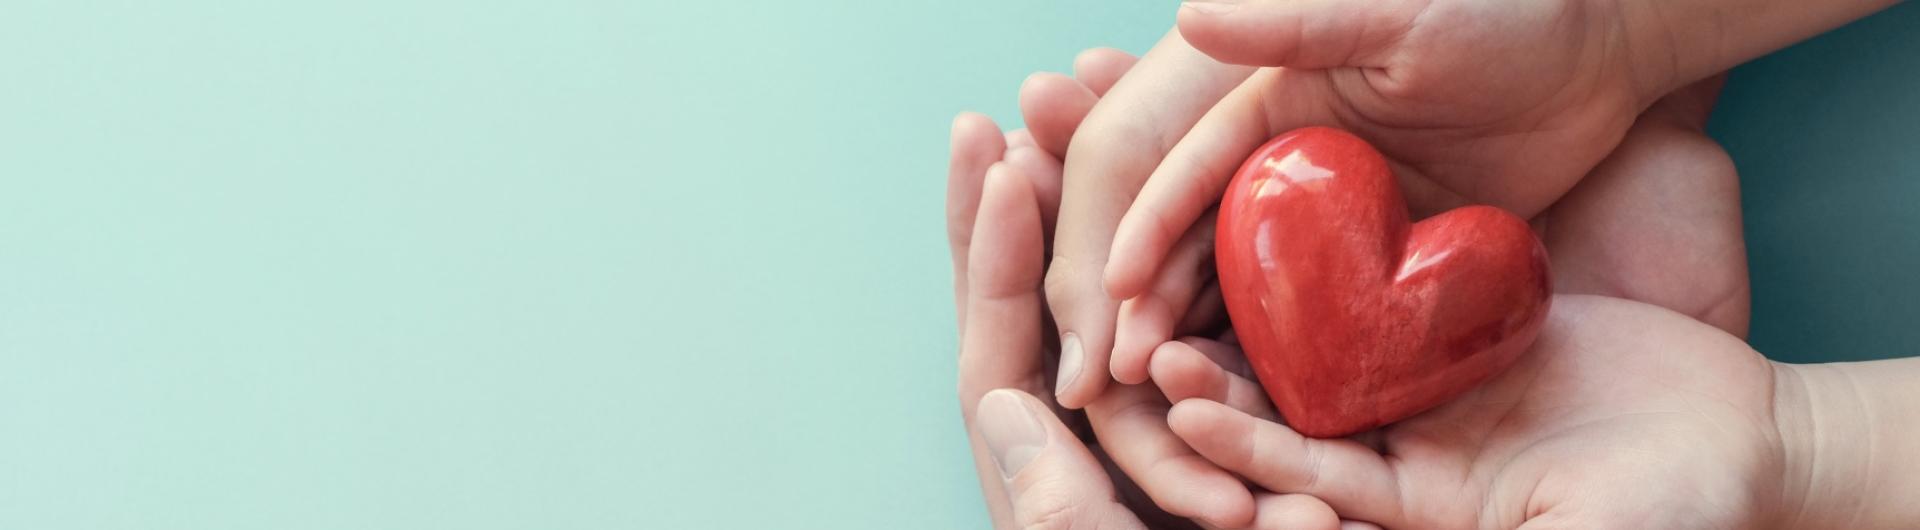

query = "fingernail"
1181;0;1239;15
1056;333;1084;397
978;390;1048;479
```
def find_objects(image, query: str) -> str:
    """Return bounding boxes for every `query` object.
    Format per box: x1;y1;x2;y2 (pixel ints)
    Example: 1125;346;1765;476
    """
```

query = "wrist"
1607;0;1713;109
1770;361;1903;529
1609;0;1903;108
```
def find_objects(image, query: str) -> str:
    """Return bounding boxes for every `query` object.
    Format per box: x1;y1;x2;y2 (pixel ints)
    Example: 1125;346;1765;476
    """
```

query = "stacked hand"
950;0;1904;526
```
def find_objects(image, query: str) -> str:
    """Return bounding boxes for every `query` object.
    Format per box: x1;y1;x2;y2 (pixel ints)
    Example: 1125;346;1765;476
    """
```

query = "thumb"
1177;0;1416;69
976;389;1147;530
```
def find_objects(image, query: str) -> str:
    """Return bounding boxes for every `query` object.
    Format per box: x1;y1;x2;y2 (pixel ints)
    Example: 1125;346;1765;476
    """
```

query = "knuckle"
1043;257;1087;309
1297;438;1325;492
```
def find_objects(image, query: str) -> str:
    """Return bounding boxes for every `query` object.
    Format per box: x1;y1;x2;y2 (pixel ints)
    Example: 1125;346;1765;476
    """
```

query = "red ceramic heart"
1216;127;1551;438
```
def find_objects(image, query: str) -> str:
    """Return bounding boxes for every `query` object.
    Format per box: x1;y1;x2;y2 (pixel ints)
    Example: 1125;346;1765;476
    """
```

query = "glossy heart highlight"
1216;127;1551;438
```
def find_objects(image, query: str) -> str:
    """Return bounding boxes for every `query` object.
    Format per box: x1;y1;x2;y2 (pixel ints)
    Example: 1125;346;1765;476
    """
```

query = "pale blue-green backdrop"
0;2;1913;529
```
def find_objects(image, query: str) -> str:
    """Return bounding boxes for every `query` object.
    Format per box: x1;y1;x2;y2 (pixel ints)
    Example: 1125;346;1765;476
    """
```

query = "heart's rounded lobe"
1215;127;1551;438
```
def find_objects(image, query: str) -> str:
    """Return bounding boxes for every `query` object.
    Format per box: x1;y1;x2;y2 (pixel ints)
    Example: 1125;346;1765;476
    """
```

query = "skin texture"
952;40;1753;526
958;0;1900;522
948;62;1353;527
1166;294;1788;529
947;129;1357;530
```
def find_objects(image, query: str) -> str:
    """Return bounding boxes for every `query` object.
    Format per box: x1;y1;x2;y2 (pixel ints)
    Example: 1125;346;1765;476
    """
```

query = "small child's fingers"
1085;384;1257;529
1150;340;1278;422
1018;72;1099;160
1112;210;1219;384
1103;69;1344;301
1168;399;1405;528
1073;47;1140;97
1102;77;1272;301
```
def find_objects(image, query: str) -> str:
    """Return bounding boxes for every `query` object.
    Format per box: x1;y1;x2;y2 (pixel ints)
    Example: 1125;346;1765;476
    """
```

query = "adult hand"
1163;294;1787;529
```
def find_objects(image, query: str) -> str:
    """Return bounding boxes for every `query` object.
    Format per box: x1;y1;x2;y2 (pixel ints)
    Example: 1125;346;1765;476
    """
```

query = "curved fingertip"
969;162;1045;292
1148;341;1214;401
1175;1;1252;64
979;161;1041;234
1073;47;1140;97
1110;296;1170;385
952;111;998;136
1018;72;1098;160
949;113;1005;180
1167;398;1232;438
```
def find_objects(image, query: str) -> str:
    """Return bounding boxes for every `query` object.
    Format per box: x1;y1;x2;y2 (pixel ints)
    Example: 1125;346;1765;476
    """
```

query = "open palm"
1165;295;1786;529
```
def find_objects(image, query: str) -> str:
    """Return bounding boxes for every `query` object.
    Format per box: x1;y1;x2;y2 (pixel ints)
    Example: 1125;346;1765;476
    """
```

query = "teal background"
0;1;1911;528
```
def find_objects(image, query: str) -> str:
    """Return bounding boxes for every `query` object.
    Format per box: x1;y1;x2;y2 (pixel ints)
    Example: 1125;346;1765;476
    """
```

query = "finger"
1176;0;1417;69
1003;146;1064;239
948;112;1007;331
979;389;1148;530
957;163;1049;529
1048;30;1254;409
1074;47;1140;97
1150;341;1279;422
1112;209;1218;383
1104;68;1355;299
959;163;1050;410
1167;399;1406;527
1085;385;1255;528
1020;72;1100;161
1248;493;1341;530
1102;73;1278;300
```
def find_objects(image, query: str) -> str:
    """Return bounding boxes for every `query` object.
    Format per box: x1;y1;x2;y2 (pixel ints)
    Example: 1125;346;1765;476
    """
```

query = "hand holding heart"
1159;294;1790;530
952;39;1759;527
